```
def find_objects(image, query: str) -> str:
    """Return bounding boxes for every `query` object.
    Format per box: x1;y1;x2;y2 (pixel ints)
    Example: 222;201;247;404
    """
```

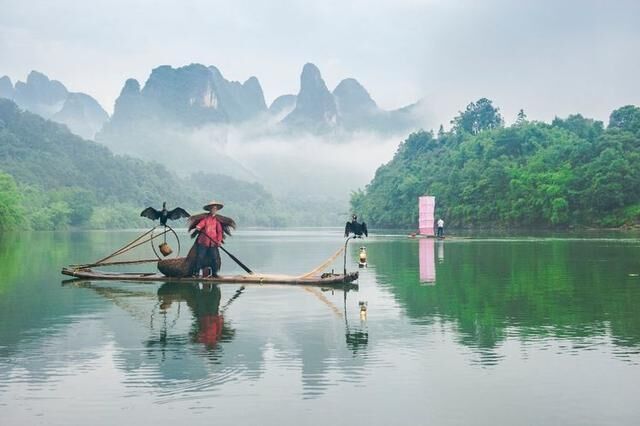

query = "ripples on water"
1;231;640;424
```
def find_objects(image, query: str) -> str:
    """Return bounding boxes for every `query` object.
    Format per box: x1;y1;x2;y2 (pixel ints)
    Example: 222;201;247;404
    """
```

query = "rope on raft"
298;246;345;279
70;258;160;268
72;227;170;269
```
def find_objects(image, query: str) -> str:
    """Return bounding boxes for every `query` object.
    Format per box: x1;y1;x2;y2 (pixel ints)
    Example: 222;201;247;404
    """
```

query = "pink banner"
418;196;435;236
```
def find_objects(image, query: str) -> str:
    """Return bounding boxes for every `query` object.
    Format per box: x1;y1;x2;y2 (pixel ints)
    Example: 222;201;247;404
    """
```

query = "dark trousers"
194;243;220;276
437;226;444;237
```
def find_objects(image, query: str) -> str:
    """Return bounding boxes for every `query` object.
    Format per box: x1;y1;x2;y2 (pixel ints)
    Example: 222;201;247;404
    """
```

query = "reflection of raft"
409;234;445;239
61;267;359;287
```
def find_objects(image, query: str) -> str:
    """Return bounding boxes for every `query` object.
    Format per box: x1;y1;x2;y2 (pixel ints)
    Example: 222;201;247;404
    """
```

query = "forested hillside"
351;99;640;229
0;99;290;229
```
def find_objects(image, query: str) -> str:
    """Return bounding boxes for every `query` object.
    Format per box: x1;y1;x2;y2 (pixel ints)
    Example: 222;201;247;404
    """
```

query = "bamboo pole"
70;258;159;269
89;227;170;267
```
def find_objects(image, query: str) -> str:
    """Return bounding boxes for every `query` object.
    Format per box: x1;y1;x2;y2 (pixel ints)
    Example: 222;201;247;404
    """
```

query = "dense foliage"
0;172;25;230
351;100;640;229
0;99;309;230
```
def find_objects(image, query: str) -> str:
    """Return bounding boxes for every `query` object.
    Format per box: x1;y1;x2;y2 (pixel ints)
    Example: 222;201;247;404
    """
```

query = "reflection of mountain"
368;239;640;363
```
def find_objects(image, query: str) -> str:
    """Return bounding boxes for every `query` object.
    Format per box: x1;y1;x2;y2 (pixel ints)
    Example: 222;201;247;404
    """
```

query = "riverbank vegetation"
351;100;640;229
0;99;315;230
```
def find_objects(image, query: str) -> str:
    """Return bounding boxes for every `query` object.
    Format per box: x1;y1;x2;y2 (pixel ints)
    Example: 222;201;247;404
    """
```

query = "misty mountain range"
282;63;422;133
0;71;109;140
1;63;424;141
1;64;425;206
100;62;424;140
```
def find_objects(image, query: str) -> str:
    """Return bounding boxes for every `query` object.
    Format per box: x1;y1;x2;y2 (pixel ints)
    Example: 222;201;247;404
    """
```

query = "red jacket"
196;215;223;247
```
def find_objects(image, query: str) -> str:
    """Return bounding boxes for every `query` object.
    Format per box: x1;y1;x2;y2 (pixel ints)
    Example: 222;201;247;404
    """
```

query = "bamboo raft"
61;227;359;288
61;267;359;287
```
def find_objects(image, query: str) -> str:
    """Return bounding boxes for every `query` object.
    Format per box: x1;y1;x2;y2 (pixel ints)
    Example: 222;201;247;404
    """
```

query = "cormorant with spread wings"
140;202;190;226
345;214;368;238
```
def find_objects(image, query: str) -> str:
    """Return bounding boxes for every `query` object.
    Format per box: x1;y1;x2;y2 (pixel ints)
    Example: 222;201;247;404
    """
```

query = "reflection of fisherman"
158;283;226;348
191;200;224;277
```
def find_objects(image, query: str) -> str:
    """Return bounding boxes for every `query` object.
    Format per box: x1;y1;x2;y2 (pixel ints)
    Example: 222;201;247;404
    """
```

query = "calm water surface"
1;229;640;425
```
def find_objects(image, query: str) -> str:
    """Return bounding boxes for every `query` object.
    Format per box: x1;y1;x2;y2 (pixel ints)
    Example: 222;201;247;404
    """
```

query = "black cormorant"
140;202;190;226
344;214;368;238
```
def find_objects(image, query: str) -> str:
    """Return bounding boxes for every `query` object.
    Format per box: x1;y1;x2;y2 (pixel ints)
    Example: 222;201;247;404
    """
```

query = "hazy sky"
1;0;639;127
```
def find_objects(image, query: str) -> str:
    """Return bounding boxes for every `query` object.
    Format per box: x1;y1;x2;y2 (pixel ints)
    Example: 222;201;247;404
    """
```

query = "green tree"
0;172;25;230
451;98;504;135
609;105;640;134
51;187;97;226
515;109;527;126
552;114;604;141
551;198;569;225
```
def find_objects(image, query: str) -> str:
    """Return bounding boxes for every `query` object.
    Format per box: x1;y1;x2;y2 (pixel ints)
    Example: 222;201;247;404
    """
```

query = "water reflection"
370;238;640;365
343;292;368;354
418;238;436;284
2;231;640;423
156;283;236;349
416;238;445;284
56;279;369;398
437;239;444;263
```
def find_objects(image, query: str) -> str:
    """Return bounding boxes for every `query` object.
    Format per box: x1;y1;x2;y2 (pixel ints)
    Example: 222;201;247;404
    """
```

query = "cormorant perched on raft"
140;202;190;226
345;214;368;238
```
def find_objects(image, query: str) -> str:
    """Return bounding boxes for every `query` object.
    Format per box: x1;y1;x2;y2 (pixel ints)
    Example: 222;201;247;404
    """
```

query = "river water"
1;229;639;425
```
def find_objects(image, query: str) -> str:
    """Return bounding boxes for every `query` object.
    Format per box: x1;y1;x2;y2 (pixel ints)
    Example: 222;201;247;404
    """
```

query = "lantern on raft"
358;246;367;267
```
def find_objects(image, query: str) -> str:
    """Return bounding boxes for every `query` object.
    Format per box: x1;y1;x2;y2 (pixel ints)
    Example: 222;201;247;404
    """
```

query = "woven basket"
157;257;192;277
157;243;197;277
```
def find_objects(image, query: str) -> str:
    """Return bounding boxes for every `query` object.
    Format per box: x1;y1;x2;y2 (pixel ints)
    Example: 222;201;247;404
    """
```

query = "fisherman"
437;217;445;238
191;200;225;277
